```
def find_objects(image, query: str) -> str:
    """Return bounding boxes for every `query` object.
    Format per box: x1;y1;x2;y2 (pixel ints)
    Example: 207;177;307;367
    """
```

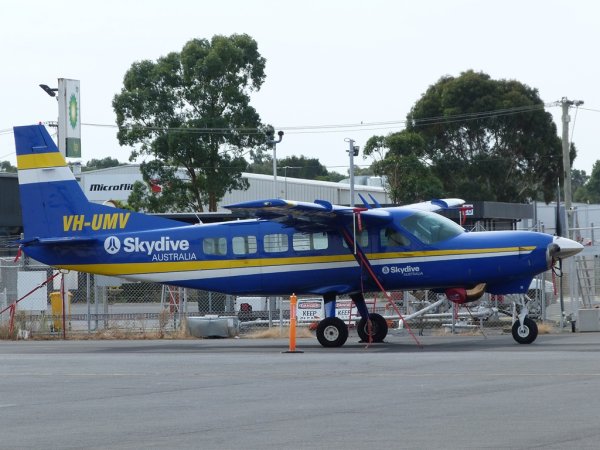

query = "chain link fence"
0;255;579;340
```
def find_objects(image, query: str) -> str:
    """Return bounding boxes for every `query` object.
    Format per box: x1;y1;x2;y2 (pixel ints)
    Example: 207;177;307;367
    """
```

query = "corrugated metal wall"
78;165;390;209
219;172;389;209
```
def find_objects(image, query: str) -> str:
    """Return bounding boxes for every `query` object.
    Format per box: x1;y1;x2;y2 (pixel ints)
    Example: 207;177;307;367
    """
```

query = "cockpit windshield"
398;211;464;245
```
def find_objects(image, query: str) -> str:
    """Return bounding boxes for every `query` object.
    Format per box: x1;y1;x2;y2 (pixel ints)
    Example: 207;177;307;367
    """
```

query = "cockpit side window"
398;211;464;245
342;230;369;248
380;227;410;247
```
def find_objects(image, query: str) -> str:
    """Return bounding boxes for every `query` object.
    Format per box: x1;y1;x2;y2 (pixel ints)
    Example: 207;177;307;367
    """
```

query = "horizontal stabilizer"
27;236;99;246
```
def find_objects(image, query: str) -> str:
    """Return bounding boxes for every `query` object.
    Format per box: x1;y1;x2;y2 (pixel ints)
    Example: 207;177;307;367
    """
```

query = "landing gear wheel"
512;317;538;344
357;313;388;343
316;317;349;348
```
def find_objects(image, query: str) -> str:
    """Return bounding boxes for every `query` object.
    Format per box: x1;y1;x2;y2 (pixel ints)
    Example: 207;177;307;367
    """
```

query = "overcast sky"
1;0;598;178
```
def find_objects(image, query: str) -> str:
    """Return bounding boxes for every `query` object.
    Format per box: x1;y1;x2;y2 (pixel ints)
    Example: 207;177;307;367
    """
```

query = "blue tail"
14;124;184;241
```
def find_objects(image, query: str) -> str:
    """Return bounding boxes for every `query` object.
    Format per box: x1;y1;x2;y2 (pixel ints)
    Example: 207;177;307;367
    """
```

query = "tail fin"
14;124;184;240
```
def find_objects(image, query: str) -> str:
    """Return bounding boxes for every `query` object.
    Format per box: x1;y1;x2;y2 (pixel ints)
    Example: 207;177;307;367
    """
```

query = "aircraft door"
231;229;262;293
201;231;231;291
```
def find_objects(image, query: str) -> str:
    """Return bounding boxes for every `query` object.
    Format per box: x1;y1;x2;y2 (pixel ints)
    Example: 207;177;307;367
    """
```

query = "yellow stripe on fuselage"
372;246;535;260
17;153;66;170
55;245;536;276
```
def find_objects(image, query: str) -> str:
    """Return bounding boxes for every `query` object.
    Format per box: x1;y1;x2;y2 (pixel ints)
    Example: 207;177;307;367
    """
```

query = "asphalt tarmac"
1;331;600;449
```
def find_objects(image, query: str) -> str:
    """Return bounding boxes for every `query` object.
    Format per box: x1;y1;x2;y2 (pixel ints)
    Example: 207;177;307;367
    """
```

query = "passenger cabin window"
232;236;257;255
203;237;228;255
264;233;289;253
342;230;369;248
293;232;329;251
399;211;464;245
380;227;410;247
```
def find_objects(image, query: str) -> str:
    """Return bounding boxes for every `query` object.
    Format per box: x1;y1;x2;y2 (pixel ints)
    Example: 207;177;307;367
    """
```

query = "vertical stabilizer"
14;124;184;240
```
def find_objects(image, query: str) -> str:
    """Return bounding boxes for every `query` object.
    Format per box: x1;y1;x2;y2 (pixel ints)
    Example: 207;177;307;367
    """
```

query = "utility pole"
267;130;284;198
560;97;584;237
345;138;359;206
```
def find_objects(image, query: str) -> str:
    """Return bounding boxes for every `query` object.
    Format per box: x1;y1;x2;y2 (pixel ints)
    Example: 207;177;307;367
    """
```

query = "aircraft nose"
549;236;584;259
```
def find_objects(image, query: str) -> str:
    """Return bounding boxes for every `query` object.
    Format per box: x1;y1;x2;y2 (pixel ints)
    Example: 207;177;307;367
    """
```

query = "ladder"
575;256;595;307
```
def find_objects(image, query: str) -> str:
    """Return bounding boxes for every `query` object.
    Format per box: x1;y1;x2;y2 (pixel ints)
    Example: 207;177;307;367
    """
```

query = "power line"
0;102;588;151
77;103;557;135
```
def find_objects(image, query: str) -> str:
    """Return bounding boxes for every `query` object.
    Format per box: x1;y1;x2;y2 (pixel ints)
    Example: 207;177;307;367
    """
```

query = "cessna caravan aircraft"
13;124;583;346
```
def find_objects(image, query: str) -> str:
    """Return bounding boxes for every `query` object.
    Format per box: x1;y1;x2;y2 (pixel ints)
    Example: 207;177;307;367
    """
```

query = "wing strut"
339;213;422;348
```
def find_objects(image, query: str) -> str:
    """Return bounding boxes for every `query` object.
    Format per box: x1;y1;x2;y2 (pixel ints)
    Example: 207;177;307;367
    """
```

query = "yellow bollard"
284;293;303;353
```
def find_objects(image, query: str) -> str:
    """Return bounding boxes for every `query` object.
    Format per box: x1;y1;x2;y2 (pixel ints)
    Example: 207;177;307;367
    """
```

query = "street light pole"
39;83;61;155
267;130;284;198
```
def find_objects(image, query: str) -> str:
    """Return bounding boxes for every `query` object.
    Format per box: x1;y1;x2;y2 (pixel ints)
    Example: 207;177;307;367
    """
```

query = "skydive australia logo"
381;264;423;276
103;236;196;262
104;236;121;254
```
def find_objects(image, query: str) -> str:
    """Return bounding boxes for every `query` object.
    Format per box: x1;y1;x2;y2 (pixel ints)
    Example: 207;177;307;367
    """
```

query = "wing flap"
226;199;392;231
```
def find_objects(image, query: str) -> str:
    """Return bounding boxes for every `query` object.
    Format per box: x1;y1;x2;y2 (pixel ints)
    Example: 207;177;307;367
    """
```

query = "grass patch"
537;321;555;334
0;322;16;340
245;326;314;339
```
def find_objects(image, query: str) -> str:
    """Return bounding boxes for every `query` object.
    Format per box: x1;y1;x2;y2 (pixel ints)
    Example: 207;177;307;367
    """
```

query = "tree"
82;157;123;172
364;131;443;204
572;168;589;202
318;171;346;183
0;161;17;173
405;70;568;203
247;154;345;182
113;34;269;212
574;162;600;203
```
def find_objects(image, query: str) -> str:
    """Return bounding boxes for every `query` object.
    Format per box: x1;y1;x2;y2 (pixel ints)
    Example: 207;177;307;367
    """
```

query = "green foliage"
352;166;375;177
401;70;566;203
317;171;346;182
113;34;269;212
247;154;344;182
574;162;600;203
365;131;443;204
0;161;17;173
572;168;589;202
82;157;123;172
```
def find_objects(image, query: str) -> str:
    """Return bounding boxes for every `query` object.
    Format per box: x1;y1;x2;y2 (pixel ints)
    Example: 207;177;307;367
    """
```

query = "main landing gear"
315;292;388;348
316;317;348;347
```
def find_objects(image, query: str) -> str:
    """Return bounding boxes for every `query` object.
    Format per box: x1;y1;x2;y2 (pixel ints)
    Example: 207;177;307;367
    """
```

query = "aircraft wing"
397;198;465;212
225;199;392;231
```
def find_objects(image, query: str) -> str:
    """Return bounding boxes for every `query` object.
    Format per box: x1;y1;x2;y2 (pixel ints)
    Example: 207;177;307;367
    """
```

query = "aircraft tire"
511;317;538;344
316;317;348;348
357;313;388;343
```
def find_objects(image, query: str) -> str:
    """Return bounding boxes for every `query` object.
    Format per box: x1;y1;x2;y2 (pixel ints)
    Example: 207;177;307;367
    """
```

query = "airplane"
13;124;583;347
